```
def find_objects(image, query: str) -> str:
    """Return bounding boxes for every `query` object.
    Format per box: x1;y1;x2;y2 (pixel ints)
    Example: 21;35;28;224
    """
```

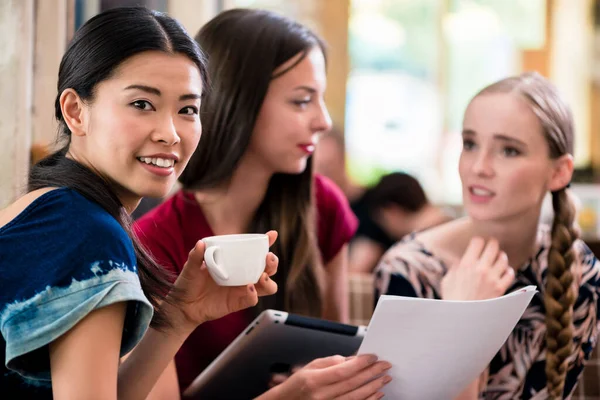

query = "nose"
151;115;180;146
471;149;495;177
311;100;332;134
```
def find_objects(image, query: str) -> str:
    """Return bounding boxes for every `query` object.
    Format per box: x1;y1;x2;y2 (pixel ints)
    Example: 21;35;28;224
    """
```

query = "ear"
548;154;574;192
59;88;89;137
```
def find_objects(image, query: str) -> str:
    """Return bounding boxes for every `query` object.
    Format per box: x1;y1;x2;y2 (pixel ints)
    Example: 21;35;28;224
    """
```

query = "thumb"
179;240;207;283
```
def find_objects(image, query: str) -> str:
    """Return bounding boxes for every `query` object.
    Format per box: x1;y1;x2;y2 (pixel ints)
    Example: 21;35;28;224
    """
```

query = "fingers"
187;240;206;266
258;246;278;297
305;355;347;370
266;230;278;247
479;239;499;268
460;237;485;268
254;272;278;296
324;361;392;400
268;373;288;388
498;265;515;291
238;285;259;309
179;240;207;281
333;373;391;400
264;252;278;277
490;251;508;277
313;354;380;386
364;392;385;400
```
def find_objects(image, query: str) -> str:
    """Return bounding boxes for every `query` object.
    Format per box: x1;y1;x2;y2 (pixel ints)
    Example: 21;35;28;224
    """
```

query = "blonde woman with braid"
375;72;600;399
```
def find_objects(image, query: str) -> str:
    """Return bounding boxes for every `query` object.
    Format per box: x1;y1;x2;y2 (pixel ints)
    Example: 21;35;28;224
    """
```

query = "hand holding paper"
358;286;537;400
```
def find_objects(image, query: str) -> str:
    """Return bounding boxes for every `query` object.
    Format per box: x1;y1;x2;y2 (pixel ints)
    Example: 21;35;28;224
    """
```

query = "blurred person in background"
351;172;453;273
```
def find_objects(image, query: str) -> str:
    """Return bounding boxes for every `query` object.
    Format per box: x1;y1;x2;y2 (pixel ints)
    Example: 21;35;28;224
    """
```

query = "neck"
195;152;272;234
468;211;541;270
65;149;139;215
120;195;141;215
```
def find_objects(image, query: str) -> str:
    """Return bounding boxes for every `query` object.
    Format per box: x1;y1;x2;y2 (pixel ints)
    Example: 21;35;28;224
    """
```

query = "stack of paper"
358;286;537;400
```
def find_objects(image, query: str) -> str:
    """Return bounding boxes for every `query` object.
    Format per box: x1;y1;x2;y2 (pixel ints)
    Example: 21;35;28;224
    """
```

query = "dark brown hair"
368;172;428;213
179;8;327;316
475;71;576;398
29;6;208;328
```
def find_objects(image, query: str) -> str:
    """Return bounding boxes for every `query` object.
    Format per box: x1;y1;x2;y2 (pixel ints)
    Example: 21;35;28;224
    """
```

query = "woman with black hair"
0;7;279;399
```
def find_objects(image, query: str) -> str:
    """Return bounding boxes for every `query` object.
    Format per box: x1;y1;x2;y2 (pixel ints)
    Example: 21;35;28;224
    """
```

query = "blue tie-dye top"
0;188;153;397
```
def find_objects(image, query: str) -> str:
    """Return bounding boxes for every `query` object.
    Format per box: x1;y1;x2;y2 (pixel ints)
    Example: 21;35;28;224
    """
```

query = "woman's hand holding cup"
167;231;279;333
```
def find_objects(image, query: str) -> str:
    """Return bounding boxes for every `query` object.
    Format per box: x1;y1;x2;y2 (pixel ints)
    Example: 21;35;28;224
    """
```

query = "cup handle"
204;246;229;281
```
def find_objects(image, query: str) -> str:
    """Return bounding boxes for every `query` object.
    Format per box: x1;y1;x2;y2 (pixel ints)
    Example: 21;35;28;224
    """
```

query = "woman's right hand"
441;237;514;301
258;355;392;400
165;231;279;334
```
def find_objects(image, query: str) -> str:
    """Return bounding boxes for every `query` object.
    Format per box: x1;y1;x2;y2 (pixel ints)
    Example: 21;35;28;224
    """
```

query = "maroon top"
134;174;358;392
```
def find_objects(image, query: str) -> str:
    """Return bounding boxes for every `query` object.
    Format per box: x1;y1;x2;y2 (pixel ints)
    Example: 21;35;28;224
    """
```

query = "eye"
131;100;154;111
462;138;476;151
292;99;311;109
179;106;199;116
503;146;521;157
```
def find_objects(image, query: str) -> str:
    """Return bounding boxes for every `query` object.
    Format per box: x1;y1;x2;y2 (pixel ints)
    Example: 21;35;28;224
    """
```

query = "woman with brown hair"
134;8;386;399
375;72;600;399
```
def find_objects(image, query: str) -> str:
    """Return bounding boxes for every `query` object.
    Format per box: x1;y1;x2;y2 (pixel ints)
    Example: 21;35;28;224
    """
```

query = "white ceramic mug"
202;233;269;286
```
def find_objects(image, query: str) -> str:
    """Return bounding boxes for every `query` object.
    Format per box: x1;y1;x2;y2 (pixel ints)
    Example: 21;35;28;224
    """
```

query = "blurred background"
1;0;599;240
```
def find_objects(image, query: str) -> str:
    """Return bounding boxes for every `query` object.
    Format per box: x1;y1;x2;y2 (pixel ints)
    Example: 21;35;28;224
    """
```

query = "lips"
137;156;175;168
468;185;495;204
470;187;494;196
298;144;315;155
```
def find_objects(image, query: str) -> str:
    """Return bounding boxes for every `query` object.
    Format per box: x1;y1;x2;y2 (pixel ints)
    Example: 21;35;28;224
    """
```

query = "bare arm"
50;303;126;400
117;300;192;400
143;361;180;400
349;238;386;274
50;233;279;400
50;302;190;400
323;244;350;323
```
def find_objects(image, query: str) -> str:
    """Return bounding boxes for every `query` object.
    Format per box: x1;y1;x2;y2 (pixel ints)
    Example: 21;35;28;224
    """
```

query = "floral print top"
375;225;600;399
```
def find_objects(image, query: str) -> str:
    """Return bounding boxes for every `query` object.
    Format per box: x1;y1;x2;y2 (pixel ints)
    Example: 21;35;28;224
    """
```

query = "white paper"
357;286;537;400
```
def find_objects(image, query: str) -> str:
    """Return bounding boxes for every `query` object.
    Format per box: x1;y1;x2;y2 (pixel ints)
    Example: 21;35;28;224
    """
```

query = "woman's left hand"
166;231;279;333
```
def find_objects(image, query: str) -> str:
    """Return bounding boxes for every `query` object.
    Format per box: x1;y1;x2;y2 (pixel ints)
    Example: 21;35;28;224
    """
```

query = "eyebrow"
462;129;527;146
293;85;317;94
124;84;201;101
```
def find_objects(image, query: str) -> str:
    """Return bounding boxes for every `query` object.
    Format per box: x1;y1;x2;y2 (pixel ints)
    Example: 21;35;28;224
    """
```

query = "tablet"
184;309;367;399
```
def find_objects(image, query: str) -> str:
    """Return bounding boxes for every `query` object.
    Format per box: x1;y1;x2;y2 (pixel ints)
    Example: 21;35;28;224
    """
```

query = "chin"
467;206;520;223
276;161;308;175
464;203;496;221
136;183;172;199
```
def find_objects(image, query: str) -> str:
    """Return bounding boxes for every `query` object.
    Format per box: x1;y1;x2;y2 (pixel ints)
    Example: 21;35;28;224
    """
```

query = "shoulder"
312;174;358;263
378;233;446;277
313;174;356;225
537;225;599;280
313;174;345;203
573;238;599;267
0;189;153;380
4;187;130;249
375;233;448;299
2;187;136;275
410;218;469;263
572;237;600;287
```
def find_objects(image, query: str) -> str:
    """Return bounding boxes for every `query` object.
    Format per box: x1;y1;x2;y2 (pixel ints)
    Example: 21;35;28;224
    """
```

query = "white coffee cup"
202;233;269;286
